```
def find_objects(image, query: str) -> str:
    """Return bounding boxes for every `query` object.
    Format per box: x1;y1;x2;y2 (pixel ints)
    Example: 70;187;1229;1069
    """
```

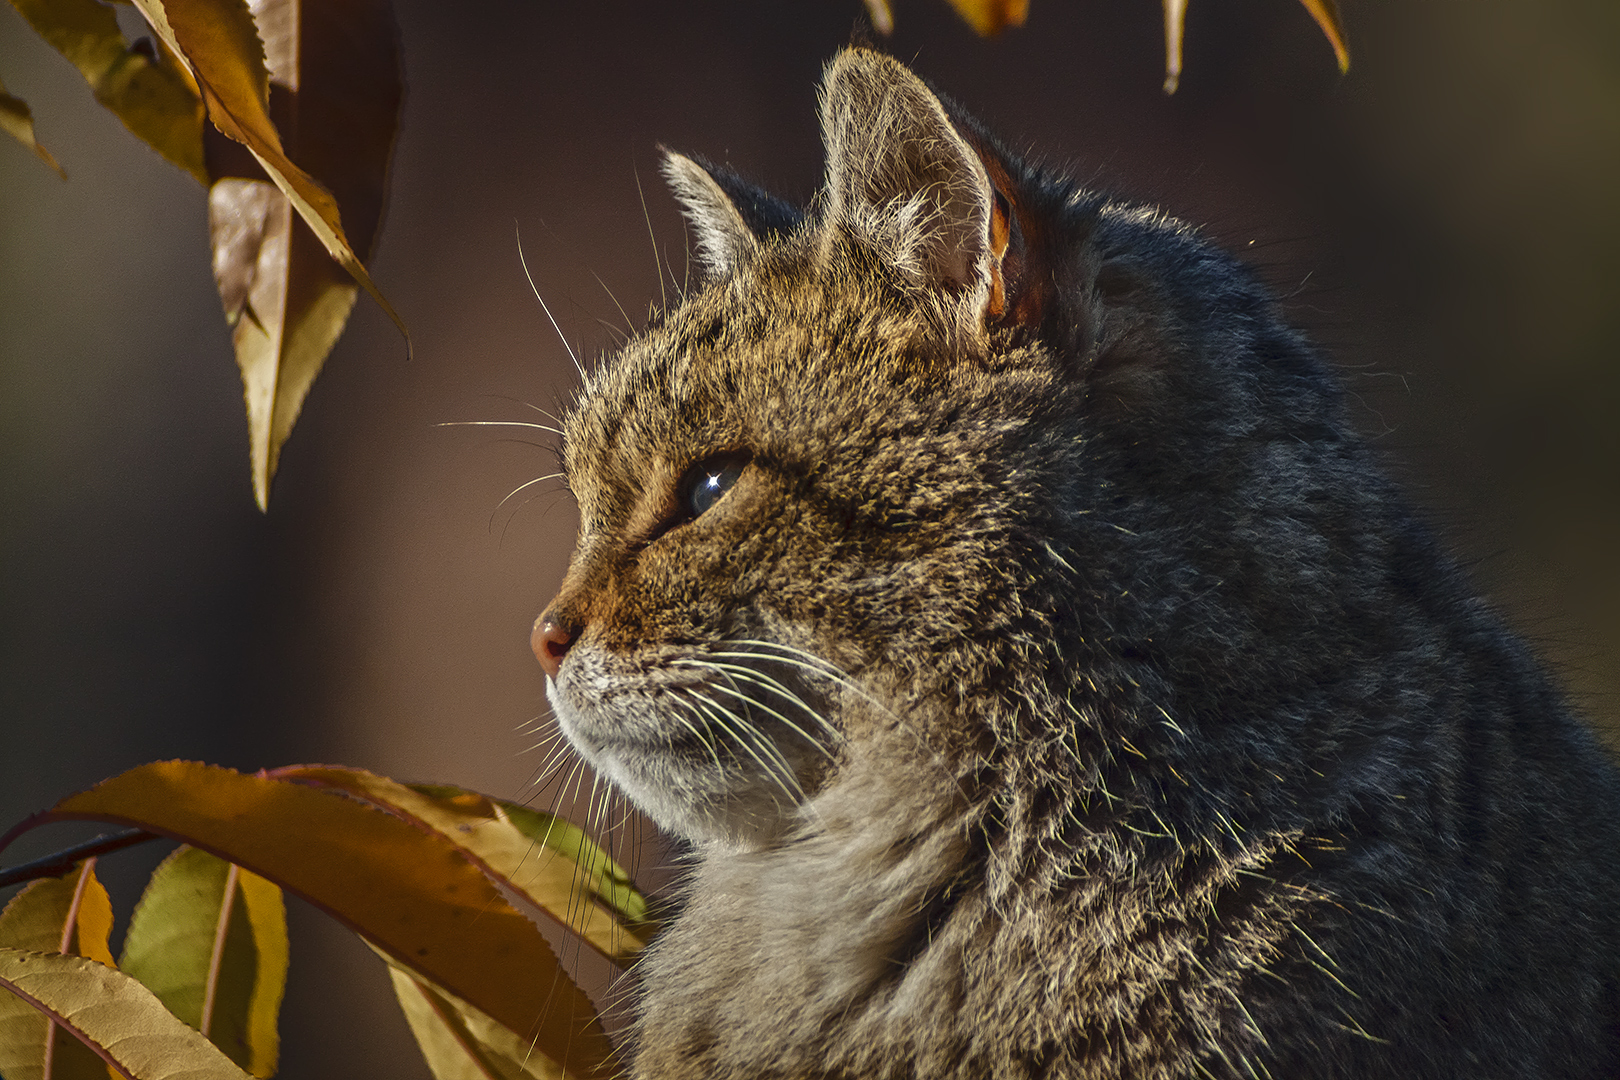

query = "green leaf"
0;948;254;1080
0;860;118;1080
8;0;206;181
0;861;114;964
0;761;617;1080
118;848;287;1077
487;797;654;933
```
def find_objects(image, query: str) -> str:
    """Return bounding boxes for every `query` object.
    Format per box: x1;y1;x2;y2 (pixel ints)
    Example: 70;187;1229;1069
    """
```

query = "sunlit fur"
542;48;1620;1080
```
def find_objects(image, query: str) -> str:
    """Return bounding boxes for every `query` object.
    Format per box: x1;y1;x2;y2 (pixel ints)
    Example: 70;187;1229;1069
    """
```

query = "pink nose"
531;615;576;678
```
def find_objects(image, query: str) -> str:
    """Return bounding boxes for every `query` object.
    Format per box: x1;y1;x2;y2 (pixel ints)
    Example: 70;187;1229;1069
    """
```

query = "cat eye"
682;454;748;520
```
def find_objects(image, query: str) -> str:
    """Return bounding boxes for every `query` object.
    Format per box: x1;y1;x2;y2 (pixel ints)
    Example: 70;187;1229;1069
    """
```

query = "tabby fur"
538;48;1620;1080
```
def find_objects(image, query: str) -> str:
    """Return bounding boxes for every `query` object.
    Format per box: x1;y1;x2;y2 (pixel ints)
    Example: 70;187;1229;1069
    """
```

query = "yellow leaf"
0;860;118;1080
381;956;566;1080
8;0;205;182
861;0;893;36
1160;0;1350;93
128;2;410;488
942;0;1028;37
1297;0;1350;73
389;968;512;1080
0;862;113;964
1161;0;1187;94
275;768;656;965
231;871;283;1077
0;948;254;1080
118;848;287;1077
0;762;616;1080
0;73;66;178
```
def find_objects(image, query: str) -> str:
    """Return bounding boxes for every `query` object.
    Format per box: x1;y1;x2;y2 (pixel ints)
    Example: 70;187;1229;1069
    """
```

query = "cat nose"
532;611;579;679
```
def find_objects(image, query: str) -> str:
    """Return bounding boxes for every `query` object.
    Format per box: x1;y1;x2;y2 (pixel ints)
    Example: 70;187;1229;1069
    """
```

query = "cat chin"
545;663;805;851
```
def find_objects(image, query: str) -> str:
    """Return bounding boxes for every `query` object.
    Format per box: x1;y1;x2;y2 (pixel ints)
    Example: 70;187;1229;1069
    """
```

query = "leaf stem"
0;830;155;889
200;861;240;1038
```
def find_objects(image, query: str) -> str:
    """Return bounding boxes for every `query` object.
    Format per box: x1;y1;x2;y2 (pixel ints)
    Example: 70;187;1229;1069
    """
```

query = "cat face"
540;267;1050;847
536;50;1072;850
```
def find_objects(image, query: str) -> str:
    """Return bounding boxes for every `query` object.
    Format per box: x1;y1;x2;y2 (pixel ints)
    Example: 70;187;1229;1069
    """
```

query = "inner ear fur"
661;149;804;278
817;48;1046;334
944;113;1051;333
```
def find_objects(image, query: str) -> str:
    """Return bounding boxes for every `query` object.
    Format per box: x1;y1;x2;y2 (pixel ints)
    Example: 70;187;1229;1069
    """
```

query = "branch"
0;830;157;889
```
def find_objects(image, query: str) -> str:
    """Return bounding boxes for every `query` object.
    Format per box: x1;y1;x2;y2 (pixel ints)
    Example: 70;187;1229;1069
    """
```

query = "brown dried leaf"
208;179;360;509
0;73;66;178
8;0;205;182
861;0;894;36
129;0;408;505
1161;0;1350;93
943;0;1028;37
131;0;403;320
192;0;404;508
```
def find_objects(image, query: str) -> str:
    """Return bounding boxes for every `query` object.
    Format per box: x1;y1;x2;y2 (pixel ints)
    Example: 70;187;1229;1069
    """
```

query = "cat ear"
660;149;803;277
818;49;1034;332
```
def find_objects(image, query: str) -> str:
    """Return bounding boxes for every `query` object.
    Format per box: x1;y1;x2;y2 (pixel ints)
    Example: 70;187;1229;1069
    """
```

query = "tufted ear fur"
817;48;1039;335
660;149;803;277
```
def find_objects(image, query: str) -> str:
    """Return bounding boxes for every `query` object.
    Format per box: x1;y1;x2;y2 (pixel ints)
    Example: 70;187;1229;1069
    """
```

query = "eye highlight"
682;454;748;520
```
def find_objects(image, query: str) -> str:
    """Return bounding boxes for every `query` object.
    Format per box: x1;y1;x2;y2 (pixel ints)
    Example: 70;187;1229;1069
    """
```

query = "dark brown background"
2;1;1617;1076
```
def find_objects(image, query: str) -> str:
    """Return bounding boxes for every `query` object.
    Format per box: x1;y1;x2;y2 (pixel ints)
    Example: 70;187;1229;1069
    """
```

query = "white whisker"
687;689;805;805
592;270;636;337
496;472;567;512
677;658;843;741
706;645;889;717
633;166;667;315
436;419;565;437
516;223;587;383
668;695;726;771
521;402;567;426
673;660;839;761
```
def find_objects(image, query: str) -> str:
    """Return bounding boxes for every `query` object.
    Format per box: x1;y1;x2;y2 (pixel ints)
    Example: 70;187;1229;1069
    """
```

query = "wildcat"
532;47;1620;1079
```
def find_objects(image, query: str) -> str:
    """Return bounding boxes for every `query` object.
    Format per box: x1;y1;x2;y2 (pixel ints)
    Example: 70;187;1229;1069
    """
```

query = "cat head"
535;49;1346;851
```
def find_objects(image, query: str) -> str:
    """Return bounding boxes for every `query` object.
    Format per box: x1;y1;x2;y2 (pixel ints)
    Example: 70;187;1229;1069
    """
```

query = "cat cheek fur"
540;46;1620;1080
544;461;844;849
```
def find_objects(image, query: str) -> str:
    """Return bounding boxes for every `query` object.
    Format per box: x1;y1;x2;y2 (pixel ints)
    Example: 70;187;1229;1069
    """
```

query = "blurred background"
2;0;1617;1075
